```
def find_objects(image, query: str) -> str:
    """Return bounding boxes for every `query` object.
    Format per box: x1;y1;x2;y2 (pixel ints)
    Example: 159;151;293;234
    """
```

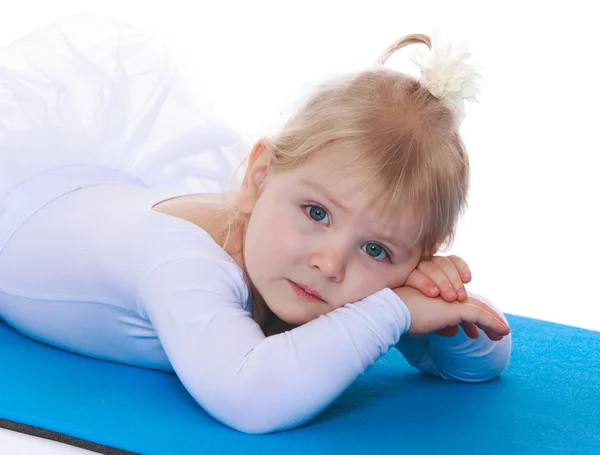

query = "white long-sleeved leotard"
0;15;511;434
0;165;511;435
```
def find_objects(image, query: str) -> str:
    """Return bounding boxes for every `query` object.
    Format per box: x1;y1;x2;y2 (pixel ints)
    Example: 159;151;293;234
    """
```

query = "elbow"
213;404;303;435
216;408;283;435
195;387;308;435
471;331;512;382
437;330;513;383
449;292;513;382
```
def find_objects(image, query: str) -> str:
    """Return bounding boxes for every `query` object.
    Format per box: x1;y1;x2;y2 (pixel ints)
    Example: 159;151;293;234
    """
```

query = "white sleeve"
395;291;512;382
137;255;411;434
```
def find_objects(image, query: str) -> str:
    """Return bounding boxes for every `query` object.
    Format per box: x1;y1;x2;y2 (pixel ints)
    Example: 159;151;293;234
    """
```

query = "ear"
237;140;270;214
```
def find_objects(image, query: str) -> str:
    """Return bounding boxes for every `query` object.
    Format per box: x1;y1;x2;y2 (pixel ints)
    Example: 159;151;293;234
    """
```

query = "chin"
268;300;324;326
270;307;308;326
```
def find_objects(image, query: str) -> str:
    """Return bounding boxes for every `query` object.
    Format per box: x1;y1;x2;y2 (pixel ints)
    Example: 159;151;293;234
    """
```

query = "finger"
436;322;481;339
458;297;509;341
458;301;511;336
405;269;440;297
448;255;472;284
430;256;468;300
435;322;499;341
417;260;456;301
477;325;507;342
433;326;459;337
460;321;480;339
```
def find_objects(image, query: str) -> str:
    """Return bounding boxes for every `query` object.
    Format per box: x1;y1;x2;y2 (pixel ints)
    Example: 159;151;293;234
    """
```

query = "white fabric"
0;14;246;206
0;15;511;434
0;170;412;433
396;293;512;383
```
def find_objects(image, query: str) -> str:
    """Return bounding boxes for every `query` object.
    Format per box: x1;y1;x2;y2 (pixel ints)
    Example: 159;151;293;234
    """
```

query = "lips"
288;280;325;303
296;282;323;299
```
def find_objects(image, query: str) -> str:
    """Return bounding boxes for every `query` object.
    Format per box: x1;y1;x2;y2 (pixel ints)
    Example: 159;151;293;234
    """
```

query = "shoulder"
104;186;250;308
137;252;252;322
137;217;251;311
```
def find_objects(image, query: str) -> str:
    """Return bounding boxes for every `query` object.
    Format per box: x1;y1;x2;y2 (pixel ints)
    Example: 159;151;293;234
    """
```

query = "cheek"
245;198;304;273
265;218;301;262
355;271;391;295
344;263;414;302
387;268;412;288
386;260;421;289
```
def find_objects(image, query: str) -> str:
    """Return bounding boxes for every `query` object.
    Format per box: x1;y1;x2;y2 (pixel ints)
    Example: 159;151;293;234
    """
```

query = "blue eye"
304;205;329;224
362;242;389;261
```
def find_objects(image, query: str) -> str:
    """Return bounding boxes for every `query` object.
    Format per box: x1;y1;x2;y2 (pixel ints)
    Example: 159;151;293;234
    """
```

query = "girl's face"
237;141;424;325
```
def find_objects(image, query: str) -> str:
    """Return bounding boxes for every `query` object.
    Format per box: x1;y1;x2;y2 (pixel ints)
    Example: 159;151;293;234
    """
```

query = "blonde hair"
222;33;471;330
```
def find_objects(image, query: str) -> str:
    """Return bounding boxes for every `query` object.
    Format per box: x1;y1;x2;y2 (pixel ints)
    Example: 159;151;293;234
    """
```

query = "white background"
0;0;598;453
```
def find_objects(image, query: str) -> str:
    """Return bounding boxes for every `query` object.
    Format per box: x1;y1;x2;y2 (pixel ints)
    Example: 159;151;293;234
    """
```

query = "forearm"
225;291;410;433
139;258;411;434
396;291;512;382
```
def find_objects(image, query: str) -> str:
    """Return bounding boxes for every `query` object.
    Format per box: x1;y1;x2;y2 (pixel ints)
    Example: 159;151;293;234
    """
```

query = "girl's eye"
362;242;389;261
304;205;329;225
302;206;390;262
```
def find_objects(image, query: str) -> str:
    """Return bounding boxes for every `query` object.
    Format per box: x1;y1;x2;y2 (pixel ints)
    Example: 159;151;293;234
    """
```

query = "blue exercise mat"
0;314;598;455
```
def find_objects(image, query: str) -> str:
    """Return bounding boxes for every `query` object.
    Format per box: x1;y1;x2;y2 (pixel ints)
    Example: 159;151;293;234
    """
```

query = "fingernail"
429;287;438;295
463;273;471;281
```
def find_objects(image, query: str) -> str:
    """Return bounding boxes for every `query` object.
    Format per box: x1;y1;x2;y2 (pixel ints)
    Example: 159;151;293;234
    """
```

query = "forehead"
298;140;357;169
288;142;387;206
291;142;365;190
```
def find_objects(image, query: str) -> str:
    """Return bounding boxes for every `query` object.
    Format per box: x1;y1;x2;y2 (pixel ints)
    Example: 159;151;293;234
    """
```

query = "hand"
393;286;510;342
405;254;479;338
405;254;471;302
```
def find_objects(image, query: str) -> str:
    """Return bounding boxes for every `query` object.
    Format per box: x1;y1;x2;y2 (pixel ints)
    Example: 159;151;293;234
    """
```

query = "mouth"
288;280;326;304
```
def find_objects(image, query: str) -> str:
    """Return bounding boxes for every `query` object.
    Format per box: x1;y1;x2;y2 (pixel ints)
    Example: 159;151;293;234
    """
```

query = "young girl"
0;16;511;434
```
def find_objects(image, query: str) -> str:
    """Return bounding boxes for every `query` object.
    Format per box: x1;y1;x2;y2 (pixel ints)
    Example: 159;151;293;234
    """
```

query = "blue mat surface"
0;314;599;455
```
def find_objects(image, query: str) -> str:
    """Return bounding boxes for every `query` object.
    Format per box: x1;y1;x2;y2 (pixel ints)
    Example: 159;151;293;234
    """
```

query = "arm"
137;256;411;434
395;291;512;382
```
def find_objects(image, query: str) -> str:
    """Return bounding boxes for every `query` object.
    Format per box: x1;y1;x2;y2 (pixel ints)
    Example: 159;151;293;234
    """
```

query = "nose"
308;245;347;283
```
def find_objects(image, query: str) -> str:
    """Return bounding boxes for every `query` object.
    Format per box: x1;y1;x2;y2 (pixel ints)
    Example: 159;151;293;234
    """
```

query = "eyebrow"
298;178;411;253
377;233;412;254
298;178;351;213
